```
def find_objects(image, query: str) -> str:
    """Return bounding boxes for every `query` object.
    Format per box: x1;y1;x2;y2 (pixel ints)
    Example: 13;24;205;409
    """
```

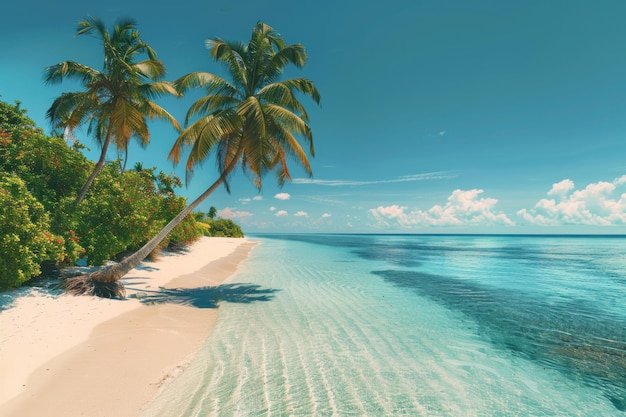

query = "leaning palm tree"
62;21;321;297
45;16;180;205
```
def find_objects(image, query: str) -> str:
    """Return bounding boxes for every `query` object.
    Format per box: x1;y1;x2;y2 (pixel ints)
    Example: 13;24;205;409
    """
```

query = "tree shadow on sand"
135;283;279;309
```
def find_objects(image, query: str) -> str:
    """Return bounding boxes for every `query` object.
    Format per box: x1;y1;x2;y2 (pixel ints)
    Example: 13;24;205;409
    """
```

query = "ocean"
142;234;626;416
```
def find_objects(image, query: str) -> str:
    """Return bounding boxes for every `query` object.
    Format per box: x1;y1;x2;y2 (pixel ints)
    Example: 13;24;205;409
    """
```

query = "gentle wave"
143;234;626;416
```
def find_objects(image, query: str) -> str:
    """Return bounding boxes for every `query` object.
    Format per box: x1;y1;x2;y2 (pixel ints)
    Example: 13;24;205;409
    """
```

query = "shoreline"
0;237;257;417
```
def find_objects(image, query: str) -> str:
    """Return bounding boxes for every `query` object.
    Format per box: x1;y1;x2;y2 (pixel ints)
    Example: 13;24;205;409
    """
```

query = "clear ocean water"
142;234;626;416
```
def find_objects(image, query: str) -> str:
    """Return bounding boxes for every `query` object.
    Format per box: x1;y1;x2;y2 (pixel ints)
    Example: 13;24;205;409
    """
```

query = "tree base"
60;275;126;298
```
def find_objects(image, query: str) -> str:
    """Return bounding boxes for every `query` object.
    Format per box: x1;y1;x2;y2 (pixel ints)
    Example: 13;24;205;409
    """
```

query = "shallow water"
143;234;626;416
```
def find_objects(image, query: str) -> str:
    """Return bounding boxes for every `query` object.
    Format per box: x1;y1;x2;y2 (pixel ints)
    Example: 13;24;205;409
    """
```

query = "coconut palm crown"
44;16;180;205
62;21;320;297
171;21;321;190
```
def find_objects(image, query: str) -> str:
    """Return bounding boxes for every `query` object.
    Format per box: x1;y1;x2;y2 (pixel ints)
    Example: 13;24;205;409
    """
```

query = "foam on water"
142;235;626;416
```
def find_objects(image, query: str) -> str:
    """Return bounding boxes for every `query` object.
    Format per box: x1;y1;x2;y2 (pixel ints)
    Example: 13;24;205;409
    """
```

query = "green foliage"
157;194;203;249
0;100;37;133
45;16;180;204
74;162;203;265
0;99;89;206
13;133;89;210
171;22;320;188
49;198;85;264
0;174;64;290
198;218;245;238
0;95;245;291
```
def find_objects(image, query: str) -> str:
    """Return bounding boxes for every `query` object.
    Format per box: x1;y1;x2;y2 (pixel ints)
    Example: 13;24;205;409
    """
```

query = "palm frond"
252;22;286;51
43;61;100;85
262;44;308;85
133;59;167;80
206;39;248;89
183;94;239;125
215;135;244;192
169;110;241;171
142;101;182;132
109;100;149;150
173;72;236;96
139;81;179;99
279;78;321;105
75;16;106;38
237;96;267;140
272;125;313;175
270;147;291;187
263;103;313;148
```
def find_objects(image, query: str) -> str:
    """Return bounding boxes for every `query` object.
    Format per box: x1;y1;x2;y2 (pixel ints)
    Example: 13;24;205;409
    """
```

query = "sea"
142;234;626;417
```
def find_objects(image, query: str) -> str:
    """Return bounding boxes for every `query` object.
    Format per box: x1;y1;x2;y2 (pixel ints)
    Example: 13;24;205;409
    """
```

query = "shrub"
74;163;204;264
74;163;165;265
0;174;64;290
202;218;244;238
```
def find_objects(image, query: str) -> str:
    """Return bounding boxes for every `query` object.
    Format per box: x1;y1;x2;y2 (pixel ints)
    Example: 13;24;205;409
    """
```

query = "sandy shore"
0;237;256;417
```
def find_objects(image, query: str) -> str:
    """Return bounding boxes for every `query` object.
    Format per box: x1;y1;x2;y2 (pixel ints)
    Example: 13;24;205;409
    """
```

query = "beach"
0;236;256;417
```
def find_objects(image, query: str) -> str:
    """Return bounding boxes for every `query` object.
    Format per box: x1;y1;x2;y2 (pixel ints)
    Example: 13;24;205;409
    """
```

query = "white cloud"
275;210;288;217
218;207;253;219
269;206;276;211
293;171;454;187
369;189;514;228
239;196;263;204
518;176;626;226
322;213;332;218
294;211;308;217
274;193;291;200
547;179;575;197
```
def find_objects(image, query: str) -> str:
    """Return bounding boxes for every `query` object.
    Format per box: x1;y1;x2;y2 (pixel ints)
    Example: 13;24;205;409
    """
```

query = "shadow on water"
256;234;626;285
256;234;424;267
136;283;279;309
372;269;626;411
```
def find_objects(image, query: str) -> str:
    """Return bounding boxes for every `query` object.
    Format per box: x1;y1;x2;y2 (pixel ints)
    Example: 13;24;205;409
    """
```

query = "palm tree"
45;16;180;205
63;22;321;297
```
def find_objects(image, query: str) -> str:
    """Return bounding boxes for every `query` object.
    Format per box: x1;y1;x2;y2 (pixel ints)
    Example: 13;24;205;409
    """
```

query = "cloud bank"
369;189;514;227
518;176;626;226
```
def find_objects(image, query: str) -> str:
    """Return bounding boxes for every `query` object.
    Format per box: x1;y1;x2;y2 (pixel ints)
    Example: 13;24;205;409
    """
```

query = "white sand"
0;237;256;417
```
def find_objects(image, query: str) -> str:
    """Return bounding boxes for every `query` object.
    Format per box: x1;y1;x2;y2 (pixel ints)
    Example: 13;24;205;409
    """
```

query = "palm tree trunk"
87;146;244;286
75;131;113;205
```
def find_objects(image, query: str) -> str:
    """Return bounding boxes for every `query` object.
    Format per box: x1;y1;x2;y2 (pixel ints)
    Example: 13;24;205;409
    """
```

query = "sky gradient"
2;1;626;233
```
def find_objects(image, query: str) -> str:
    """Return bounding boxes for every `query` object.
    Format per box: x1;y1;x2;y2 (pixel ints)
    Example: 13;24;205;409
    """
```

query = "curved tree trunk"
75;131;113;205
86;146;244;287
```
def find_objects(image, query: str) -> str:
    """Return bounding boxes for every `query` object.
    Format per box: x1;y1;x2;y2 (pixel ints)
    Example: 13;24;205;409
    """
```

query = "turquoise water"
143;234;626;416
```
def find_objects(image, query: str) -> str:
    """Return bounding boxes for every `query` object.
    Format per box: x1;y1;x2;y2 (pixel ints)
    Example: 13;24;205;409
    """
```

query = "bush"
0;174;64;290
0;98;243;289
74;163;204;264
201;218;244;238
74;163;165;265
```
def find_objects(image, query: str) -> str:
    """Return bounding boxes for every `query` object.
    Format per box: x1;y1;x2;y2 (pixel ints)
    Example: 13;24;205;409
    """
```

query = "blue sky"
2;1;626;233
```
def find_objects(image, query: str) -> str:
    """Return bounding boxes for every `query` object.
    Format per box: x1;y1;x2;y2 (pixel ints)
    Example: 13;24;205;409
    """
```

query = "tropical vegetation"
44;16;180;205
1;19;319;297
64;21;320;297
0;99;241;292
